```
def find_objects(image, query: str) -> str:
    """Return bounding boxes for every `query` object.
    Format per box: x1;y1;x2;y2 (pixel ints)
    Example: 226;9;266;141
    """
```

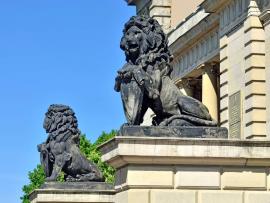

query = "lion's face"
43;110;59;134
120;16;172;72
121;25;147;64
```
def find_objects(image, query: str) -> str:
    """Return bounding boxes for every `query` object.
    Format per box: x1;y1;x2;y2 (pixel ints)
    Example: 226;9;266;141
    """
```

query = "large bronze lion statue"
115;15;217;126
38;104;104;182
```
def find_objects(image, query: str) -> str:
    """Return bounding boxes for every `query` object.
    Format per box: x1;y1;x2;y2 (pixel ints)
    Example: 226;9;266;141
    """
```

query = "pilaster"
149;0;172;33
260;9;270;139
219;35;230;131
129;0;172;33
243;0;267;139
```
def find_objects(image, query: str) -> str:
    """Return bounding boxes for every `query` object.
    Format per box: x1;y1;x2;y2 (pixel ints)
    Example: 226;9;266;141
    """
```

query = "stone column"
260;9;270;139
202;64;219;122
243;0;267;139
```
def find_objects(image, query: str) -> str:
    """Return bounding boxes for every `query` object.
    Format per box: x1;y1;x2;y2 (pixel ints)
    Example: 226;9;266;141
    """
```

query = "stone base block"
175;167;221;189
198;191;243;203
30;182;115;203
99;134;270;203
222;168;267;190
245;191;270;203
115;189;149;203
118;125;228;138
151;190;196;203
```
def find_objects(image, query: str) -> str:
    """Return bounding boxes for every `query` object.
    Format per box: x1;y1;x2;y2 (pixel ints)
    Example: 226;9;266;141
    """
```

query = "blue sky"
0;1;135;202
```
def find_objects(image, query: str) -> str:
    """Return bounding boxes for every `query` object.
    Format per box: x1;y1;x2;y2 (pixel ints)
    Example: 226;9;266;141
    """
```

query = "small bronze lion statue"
38;104;104;182
115;15;217;126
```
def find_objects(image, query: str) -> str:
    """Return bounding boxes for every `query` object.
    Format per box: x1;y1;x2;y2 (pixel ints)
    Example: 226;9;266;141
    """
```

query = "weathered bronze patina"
115;15;217;127
38;104;104;182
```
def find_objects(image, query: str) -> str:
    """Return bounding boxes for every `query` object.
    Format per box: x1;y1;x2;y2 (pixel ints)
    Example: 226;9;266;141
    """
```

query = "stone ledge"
99;136;270;168
30;182;115;203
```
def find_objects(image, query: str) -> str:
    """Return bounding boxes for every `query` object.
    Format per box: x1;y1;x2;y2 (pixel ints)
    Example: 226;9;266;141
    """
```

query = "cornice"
100;135;270;169
259;9;270;25
257;0;270;11
168;9;209;40
200;0;229;13
169;13;219;56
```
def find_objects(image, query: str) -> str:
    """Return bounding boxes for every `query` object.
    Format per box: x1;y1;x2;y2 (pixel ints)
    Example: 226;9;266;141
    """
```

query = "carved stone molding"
169;14;219;52
257;0;270;11
171;29;219;79
259;9;270;25
220;0;248;25
201;0;229;13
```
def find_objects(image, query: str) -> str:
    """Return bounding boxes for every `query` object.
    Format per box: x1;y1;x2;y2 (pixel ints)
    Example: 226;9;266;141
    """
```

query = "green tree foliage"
21;165;45;203
79;130;116;183
21;130;116;203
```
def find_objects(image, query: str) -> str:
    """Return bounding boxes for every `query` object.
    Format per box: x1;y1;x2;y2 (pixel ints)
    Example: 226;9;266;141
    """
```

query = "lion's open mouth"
128;43;139;51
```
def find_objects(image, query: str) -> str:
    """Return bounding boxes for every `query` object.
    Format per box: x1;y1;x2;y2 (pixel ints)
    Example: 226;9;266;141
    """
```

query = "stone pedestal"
30;182;115;203
99;127;270;203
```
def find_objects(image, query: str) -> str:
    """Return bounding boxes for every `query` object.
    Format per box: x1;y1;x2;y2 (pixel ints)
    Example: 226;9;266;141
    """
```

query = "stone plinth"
30;182;115;203
118;126;228;138
99;127;270;203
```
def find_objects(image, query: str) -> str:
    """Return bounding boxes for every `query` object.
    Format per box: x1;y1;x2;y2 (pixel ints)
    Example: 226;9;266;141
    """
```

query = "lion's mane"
120;15;173;74
43;104;81;140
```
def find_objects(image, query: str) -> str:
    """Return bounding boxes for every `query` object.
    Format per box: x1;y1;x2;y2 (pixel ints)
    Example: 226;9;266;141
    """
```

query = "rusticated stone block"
150;190;196;203
127;165;174;188
245;191;270;203
198;191;243;203
116;189;149;203
175;167;220;189
222;168;267;189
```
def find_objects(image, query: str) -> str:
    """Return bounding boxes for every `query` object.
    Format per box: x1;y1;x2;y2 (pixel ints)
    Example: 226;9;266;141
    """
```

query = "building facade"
126;0;270;139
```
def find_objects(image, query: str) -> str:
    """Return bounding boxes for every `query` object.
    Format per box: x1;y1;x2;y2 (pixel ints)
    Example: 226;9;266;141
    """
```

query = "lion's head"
43;104;80;139
120;15;173;72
